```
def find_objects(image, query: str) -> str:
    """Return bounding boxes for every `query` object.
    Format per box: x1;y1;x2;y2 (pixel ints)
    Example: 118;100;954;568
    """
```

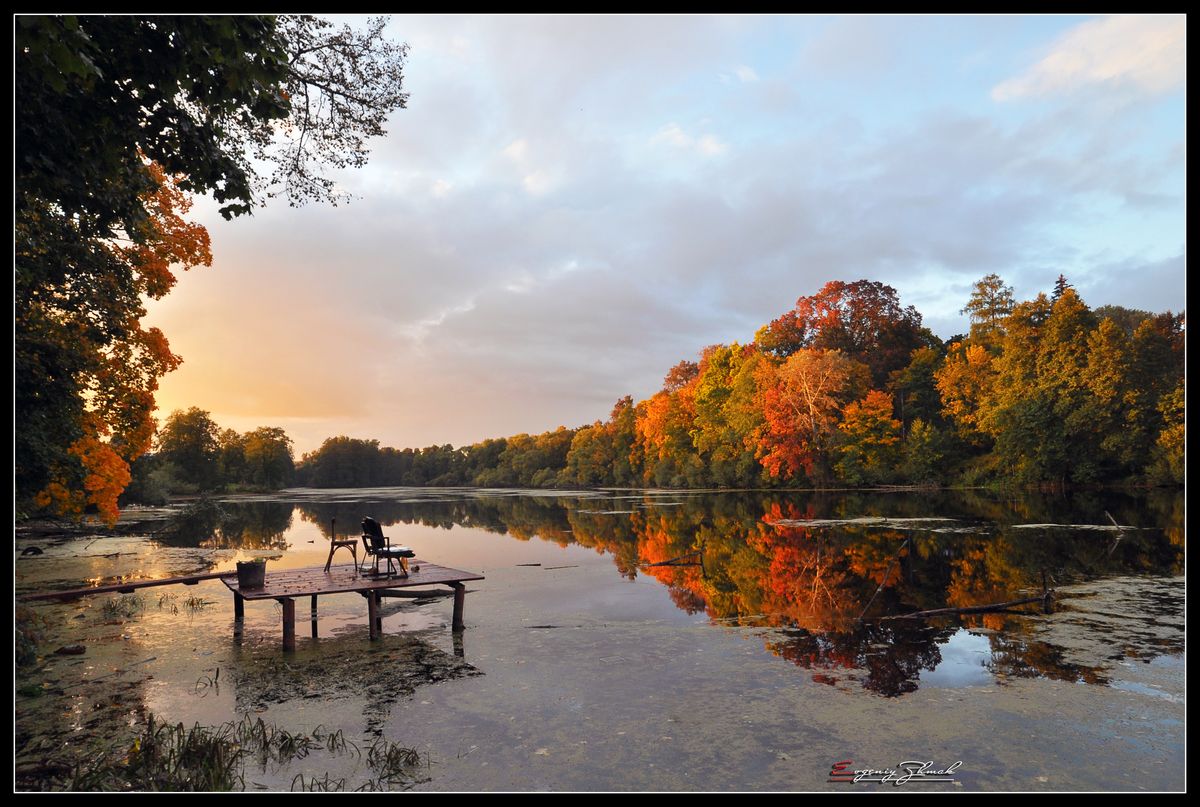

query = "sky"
144;14;1187;456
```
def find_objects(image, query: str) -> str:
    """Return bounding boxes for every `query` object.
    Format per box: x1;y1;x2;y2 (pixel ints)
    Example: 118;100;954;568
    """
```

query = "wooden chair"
324;517;359;574
359;516;415;577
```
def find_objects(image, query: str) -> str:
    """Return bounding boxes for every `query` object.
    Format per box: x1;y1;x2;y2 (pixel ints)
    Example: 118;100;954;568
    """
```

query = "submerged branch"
875;591;1055;621
642;551;703;568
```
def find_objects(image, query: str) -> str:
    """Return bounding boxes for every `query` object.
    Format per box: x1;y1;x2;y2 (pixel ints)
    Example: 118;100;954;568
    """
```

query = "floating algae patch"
771;516;959;529
1021;575;1186;668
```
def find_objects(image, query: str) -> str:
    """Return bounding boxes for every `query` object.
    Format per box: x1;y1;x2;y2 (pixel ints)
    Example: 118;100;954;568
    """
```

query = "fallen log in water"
643;551;702;568
877;591;1054;621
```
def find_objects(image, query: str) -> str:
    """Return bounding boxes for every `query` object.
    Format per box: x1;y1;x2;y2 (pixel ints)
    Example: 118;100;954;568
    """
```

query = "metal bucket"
236;560;266;589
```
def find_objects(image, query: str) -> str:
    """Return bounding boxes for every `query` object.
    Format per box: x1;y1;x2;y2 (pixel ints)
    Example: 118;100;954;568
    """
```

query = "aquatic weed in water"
292;772;347;791
69;714;246;791
367;737;426;786
194;667;220;696
183;595;211;613
102;594;145;620
157;593;179;615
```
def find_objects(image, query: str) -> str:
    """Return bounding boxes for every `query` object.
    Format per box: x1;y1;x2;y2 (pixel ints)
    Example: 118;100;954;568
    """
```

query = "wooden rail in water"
17;571;235;602
19;561;484;651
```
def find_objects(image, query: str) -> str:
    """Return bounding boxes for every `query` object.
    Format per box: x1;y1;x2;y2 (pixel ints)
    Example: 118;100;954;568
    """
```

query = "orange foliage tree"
754;349;869;483
835;390;902;485
17;162;211;523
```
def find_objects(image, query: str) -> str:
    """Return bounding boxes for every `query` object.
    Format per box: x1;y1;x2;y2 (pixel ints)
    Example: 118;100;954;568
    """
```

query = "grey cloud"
155;16;1182;454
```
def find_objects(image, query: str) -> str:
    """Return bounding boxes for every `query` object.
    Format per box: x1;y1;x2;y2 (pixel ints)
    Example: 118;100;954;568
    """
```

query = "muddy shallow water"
14;487;1185;791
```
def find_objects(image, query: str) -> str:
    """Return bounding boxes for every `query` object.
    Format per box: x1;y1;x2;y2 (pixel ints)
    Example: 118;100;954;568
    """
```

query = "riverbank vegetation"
291;277;1183;492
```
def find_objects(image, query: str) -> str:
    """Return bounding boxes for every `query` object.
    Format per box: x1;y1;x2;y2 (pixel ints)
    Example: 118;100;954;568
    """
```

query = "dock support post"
368;590;380;640
233;591;244;637
281;598;296;651
310;594;319;638
450;582;466;632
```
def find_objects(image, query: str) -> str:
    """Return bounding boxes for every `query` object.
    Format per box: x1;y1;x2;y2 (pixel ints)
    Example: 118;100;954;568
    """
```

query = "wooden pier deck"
223;561;484;650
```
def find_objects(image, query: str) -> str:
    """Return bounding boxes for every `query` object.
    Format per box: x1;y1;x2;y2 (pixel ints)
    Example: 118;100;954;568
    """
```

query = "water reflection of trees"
154;501;292;550
280;489;1180;695
769;622;953;697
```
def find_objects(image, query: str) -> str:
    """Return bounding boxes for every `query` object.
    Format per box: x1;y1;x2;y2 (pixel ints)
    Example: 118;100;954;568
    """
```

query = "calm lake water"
15;487;1185;791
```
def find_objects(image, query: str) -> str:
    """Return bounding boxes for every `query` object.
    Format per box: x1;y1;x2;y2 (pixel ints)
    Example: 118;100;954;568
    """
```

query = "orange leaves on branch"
115;161;213;299
835;390;901;485
35;433;131;526
934;341;995;435
753;349;868;481
19;159;209;522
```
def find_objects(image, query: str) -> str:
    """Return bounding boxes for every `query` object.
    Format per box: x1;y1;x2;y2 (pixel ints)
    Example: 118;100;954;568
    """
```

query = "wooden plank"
451;581;466;632
310;594;318;638
376;588;453;599
19;571;236;602
221;563;484;601
367;592;379;640
281;598;296;651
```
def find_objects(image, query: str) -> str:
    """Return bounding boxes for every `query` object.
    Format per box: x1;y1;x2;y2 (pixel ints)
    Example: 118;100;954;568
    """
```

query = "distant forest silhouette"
127;276;1183;502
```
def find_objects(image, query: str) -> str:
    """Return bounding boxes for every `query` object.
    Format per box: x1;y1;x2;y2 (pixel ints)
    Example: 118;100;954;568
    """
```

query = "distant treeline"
124;408;295;504
294;276;1184;491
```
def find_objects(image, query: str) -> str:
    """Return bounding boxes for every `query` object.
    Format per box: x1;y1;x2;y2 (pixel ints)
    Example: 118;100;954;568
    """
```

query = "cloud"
651;123;728;157
143;16;1183;456
503;138;528;162
734;64;759;82
993;15;1185;101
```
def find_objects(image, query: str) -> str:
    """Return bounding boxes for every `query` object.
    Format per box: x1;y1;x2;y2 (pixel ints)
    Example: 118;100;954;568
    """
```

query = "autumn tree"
1094;305;1153;336
563;425;615;487
690;344;768;487
835;391;902;486
15;15;409;519
755;349;869;484
960;273;1015;350
17;166;209;520
889;345;947;433
1127;313;1186;473
637;363;705;487
1146;382;1185;486
899;418;948;484
756;280;931;386
934;341;996;446
1078;319;1138;475
562;396;641;487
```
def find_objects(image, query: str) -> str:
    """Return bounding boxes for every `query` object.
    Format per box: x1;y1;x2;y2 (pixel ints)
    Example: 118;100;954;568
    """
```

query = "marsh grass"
367;737;427;787
194;667;220;696
45;713;425;792
183;595;212;613
16;606;48;668
291;772;347;791
102;594;145;620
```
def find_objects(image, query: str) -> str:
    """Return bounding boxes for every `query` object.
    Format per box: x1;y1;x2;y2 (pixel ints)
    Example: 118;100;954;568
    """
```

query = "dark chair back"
361;517;386;551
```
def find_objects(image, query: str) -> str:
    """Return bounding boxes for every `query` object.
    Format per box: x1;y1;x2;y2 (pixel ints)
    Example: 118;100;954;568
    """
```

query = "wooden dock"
223;561;484;650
